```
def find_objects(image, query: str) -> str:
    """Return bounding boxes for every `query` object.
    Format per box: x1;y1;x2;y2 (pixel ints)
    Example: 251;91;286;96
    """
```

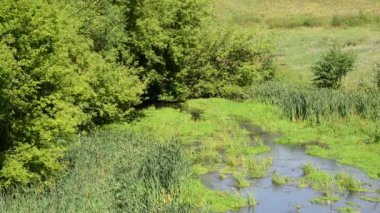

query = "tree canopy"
0;0;274;187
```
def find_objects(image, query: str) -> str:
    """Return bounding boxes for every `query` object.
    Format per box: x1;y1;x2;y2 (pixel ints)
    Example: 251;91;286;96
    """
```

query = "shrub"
183;26;275;99
312;45;356;89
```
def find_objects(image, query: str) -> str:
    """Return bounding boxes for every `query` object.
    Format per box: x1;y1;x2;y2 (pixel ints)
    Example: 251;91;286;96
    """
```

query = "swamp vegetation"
0;0;380;212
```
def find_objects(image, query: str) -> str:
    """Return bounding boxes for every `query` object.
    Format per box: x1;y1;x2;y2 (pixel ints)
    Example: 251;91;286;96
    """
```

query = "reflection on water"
200;121;380;213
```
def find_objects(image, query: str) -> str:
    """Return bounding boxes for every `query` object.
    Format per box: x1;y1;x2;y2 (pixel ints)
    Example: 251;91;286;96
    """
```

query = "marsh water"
200;121;380;213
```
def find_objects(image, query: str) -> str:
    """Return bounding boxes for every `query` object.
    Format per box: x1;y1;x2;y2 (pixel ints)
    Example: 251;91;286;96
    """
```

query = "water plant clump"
300;164;368;206
233;172;251;189
246;157;273;179
359;196;380;203
311;196;340;205
272;172;292;186
334;173;363;193
245;193;257;207
301;165;335;197
337;206;359;213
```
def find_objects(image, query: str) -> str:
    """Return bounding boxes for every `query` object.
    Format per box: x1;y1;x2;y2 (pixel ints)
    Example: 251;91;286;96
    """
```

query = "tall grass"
0;128;189;212
252;82;380;123
113;139;189;212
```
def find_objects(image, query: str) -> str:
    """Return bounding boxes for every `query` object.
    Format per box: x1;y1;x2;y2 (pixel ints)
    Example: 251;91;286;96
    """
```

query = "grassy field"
213;0;380;89
1;98;379;212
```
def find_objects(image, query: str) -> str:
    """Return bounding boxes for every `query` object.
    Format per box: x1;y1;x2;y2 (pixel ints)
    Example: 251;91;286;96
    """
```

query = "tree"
118;0;209;101
0;0;143;187
312;45;356;89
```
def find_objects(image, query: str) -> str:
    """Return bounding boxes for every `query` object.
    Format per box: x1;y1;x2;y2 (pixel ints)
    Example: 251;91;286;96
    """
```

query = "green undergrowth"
182;98;380;179
110;98;379;210
0;129;190;212
1;98;379;211
108;100;273;211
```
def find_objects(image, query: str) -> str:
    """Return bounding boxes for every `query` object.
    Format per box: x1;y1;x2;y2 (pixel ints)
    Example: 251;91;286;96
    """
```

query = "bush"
182;26;275;99
312;45;355;89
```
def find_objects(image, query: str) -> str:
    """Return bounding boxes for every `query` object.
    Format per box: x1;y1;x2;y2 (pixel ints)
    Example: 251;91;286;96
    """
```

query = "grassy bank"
0;98;379;212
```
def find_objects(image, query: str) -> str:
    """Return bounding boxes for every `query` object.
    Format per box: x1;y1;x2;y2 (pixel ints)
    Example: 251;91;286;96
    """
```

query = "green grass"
273;27;380;88
359;195;380;202
299;164;366;204
110;97;380;210
272;172;292;186
213;0;380;89
0;129;189;212
185;98;380;179
0;98;379;211
311;196;340;205
108;101;273;211
213;0;380;28
183;179;246;212
337;206;359;213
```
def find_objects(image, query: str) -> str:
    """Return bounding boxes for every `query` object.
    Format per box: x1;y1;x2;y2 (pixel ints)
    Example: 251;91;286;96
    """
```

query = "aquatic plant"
272;172;292;186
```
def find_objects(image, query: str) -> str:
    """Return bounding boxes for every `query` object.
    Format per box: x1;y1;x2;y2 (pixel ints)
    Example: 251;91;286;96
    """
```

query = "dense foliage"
183;27;275;99
312;45;356;89
0;0;274;187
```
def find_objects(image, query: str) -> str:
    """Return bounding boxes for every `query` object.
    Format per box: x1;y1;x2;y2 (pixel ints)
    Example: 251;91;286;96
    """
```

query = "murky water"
200;121;380;213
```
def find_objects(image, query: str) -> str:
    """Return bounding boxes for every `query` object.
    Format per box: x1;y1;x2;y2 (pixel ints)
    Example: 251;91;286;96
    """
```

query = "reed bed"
252;82;380;123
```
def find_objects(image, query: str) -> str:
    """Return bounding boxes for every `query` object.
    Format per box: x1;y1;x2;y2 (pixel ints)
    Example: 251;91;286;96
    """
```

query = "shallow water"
200;121;380;213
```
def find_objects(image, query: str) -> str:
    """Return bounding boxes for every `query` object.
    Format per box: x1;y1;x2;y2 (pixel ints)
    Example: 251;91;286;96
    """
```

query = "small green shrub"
312;45;356;89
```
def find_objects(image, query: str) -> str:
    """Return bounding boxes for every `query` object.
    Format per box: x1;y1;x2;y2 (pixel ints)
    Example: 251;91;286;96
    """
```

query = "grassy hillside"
213;0;380;27
213;0;380;89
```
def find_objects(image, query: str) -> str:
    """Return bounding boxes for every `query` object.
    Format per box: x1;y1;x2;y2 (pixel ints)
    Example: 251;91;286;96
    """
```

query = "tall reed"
252;82;380;123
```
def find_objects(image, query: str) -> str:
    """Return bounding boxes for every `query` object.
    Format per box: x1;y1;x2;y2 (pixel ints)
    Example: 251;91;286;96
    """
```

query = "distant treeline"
0;0;274;187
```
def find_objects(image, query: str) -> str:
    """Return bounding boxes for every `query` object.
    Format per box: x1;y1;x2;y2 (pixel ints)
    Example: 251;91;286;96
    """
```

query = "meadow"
213;0;380;89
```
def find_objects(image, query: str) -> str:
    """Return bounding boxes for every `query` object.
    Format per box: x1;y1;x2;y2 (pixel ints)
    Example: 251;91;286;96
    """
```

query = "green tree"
312;45;356;89
117;0;209;101
0;0;143;187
